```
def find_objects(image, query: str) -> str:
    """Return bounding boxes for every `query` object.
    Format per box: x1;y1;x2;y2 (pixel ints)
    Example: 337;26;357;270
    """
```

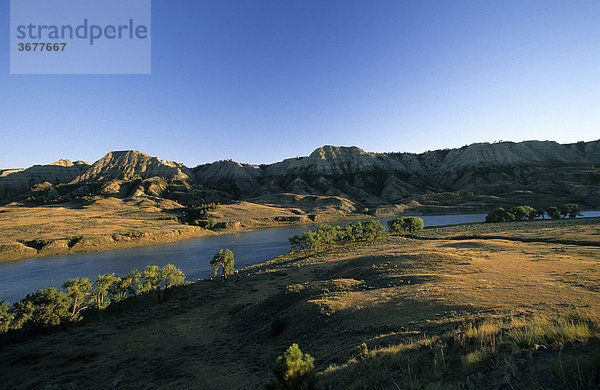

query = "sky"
1;0;599;169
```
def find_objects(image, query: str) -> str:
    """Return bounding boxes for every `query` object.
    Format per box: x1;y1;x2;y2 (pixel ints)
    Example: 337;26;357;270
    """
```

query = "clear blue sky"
2;0;599;169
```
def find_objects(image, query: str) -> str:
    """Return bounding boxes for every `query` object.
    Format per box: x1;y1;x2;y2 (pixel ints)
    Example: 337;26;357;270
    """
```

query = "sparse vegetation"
320;312;600;389
0;218;599;388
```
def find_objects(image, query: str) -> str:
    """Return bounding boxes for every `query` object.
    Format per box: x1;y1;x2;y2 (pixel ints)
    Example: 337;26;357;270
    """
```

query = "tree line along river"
1;212;598;303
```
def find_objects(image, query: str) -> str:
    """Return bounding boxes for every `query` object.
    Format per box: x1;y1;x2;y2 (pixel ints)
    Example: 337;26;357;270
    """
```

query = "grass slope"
0;219;599;389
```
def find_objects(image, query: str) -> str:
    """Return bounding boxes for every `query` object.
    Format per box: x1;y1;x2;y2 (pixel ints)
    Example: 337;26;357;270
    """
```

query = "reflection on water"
0;211;598;302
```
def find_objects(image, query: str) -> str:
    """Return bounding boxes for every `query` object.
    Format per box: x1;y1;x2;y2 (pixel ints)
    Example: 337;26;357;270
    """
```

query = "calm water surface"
1;211;598;302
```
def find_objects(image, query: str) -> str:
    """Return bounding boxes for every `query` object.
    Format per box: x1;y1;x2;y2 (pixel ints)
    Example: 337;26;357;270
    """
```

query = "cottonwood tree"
161;264;185;301
25;287;71;329
362;219;385;240
93;273;120;319
535;208;546;219
138;265;185;302
485;208;516;223
110;269;141;302
560;203;581;219
210;249;235;280
138;265;163;301
288;235;304;253
0;300;13;334
11;299;34;330
547;206;561;220
510;206;535;221
388;216;424;233
63;278;93;318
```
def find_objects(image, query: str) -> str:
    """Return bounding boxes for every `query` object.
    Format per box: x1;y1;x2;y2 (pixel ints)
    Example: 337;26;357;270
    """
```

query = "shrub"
354;342;369;360
273;344;314;389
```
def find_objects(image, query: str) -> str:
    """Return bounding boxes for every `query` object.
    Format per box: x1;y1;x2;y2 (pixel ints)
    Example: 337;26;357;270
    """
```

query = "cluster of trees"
178;203;220;228
485;203;582;223
288;220;385;254
387;216;424;234
0;264;185;337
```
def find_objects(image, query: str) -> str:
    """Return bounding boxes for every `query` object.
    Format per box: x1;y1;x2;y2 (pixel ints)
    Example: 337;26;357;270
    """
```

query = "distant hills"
1;140;599;211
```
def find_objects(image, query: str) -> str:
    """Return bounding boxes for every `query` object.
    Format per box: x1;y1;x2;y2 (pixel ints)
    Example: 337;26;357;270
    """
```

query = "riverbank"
1;196;596;263
0;197;371;262
0;218;598;388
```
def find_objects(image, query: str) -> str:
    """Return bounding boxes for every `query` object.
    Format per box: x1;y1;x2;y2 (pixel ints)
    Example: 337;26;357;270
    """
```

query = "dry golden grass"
0;218;598;388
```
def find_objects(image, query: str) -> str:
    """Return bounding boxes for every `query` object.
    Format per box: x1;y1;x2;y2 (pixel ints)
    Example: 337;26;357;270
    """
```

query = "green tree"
362;219;385;241
404;216;425;232
93;273;120;319
388;216;424;233
110;269;141;302
63;278;93;318
314;224;336;246
203;216;217;229
161;264;185;301
510;206;536;221
349;221;365;241
11;299;34;330
273;344;315;390
210;249;235;280
0;300;13;334
547;206;561;220
138;265;164;301
535;208;546;219
301;231;322;253
485;208;516;223
560;203;581;219
25;287;71;329
288;235;304;253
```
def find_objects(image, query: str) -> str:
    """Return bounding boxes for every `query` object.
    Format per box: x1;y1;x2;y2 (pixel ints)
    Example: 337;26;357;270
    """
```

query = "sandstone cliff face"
72;151;195;183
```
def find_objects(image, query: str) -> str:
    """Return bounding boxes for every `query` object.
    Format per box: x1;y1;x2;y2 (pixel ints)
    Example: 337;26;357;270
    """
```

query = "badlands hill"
0;140;599;261
1;140;599;212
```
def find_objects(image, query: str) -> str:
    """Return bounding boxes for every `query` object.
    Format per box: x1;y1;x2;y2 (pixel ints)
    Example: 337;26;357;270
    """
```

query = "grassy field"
0;218;598;389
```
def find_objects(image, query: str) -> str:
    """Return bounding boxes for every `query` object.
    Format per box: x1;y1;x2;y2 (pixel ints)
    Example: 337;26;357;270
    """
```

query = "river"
1;211;598;302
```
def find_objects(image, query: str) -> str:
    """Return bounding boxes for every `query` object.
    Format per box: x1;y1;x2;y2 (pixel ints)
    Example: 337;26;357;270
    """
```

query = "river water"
1;211;598;302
